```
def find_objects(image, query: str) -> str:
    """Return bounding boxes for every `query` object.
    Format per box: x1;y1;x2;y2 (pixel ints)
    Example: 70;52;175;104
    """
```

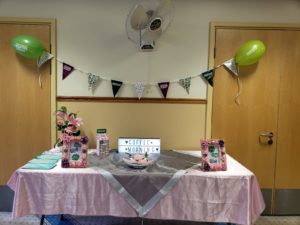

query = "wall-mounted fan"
126;0;174;50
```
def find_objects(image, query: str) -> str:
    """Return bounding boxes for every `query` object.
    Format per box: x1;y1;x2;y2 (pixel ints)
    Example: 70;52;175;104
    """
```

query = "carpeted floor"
1;212;300;225
46;215;300;225
255;216;300;225
45;215;300;225
0;212;40;225
45;215;218;225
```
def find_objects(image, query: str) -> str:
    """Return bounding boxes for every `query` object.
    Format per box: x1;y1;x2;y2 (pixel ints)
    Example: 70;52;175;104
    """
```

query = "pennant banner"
158;82;169;98
223;58;238;76
62;63;75;80
201;69;214;86
57;56;243;99
37;51;54;68
111;80;123;97
178;77;191;94
135;82;144;99
88;73;100;92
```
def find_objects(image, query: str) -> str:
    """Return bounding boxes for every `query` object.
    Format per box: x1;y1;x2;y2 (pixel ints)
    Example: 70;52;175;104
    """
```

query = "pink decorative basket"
200;139;227;171
61;136;88;168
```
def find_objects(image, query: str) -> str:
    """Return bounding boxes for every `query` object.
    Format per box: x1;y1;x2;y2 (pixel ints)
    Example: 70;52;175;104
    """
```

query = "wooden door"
210;24;300;214
0;19;56;184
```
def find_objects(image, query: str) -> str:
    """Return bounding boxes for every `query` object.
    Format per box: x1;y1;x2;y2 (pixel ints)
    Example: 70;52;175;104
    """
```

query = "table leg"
40;215;45;225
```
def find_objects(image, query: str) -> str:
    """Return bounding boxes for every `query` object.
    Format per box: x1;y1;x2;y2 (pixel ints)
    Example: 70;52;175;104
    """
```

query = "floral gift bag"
55;106;89;168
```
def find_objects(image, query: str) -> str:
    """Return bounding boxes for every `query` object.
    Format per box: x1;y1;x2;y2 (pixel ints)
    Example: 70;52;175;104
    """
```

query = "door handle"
259;132;274;145
259;132;273;138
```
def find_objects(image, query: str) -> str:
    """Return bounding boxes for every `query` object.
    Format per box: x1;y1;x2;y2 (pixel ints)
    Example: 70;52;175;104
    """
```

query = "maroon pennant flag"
158;82;170;98
62;63;74;80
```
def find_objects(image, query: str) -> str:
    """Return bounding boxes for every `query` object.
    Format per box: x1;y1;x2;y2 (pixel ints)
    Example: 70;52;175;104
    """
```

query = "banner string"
36;52;245;104
56;57;217;86
214;64;223;69
56;54;240;102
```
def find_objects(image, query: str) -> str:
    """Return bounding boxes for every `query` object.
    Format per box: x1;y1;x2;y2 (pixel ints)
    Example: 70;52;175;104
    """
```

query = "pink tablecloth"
7;151;265;225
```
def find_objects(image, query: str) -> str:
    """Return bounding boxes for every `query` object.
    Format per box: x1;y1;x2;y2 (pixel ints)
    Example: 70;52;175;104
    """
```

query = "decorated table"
7;150;265;225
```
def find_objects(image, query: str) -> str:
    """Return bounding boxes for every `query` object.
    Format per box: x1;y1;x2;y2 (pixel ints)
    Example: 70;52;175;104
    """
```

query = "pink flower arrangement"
55;106;83;146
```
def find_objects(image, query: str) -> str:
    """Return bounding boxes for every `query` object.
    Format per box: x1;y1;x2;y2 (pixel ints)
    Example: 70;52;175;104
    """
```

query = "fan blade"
142;28;162;42
156;0;172;17
130;4;150;30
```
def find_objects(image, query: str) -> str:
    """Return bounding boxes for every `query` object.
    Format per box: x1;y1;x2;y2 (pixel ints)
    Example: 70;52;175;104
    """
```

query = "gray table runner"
88;150;200;217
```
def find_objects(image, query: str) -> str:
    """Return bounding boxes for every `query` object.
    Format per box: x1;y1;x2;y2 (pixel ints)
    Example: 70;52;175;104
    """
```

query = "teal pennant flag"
201;69;214;86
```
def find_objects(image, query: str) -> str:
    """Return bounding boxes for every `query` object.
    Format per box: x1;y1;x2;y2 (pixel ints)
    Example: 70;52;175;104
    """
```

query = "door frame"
0;17;57;146
205;22;300;139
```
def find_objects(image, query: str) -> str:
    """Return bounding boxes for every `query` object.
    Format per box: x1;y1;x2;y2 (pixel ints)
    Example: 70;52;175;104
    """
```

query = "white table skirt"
7;150;265;225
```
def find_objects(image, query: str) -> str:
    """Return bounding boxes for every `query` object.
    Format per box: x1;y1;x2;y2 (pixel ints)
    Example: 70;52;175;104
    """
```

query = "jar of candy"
96;128;109;156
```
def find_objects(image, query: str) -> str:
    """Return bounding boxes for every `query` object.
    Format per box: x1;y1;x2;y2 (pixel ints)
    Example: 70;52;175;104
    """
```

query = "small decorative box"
96;128;109;156
61;135;89;168
200;139;227;171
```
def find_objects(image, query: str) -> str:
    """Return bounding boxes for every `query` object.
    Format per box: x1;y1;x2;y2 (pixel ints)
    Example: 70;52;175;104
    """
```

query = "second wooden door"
211;24;300;215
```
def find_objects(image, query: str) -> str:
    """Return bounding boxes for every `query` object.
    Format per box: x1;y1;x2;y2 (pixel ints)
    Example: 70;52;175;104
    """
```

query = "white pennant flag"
223;58;239;76
135;82;145;99
36;51;54;88
37;51;54;68
87;73;100;92
178;77;191;94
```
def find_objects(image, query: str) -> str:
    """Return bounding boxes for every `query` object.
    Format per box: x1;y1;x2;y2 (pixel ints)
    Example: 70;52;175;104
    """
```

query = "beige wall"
1;0;299;149
58;102;206;149
0;0;299;98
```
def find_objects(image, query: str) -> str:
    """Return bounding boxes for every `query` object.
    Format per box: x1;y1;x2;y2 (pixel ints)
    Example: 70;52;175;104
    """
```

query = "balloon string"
38;73;43;88
37;60;42;88
234;77;242;105
234;65;241;105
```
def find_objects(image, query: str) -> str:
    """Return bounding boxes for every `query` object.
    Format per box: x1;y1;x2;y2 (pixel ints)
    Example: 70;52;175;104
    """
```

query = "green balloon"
235;40;266;66
11;35;44;59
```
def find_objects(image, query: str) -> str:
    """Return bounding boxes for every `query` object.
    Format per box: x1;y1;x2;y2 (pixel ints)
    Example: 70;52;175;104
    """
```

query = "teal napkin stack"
22;152;61;170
